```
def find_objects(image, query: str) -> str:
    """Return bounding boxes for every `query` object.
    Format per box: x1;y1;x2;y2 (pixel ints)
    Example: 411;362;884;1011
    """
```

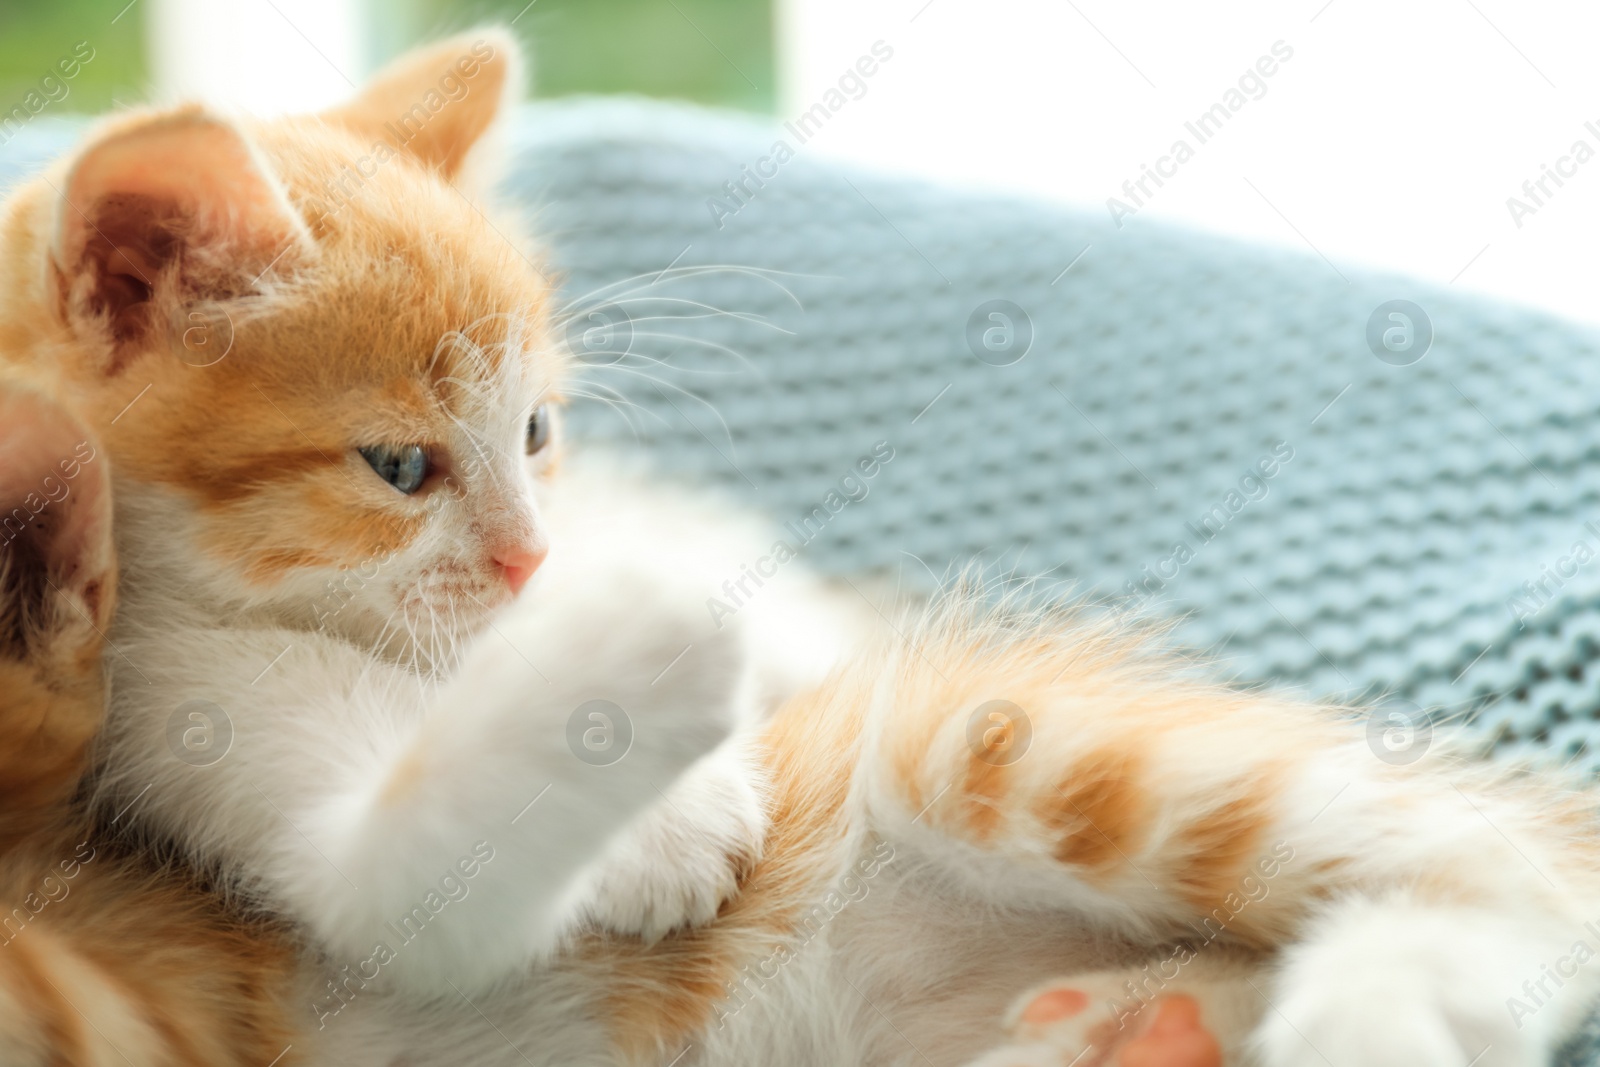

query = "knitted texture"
502;100;1600;772
7;101;1600;1061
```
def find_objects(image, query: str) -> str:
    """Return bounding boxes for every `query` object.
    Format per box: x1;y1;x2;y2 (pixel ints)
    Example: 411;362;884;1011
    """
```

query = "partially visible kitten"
0;375;304;1067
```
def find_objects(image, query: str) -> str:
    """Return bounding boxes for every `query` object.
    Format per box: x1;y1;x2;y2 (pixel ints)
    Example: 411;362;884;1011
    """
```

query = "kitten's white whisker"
564;382;642;410
597;331;762;372
591;368;735;447
557;264;811;316
557;300;790;336
564;385;654;439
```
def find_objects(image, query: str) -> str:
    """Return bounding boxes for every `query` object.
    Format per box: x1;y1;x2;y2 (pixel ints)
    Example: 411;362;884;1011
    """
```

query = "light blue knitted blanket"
502;100;1600;767
6;98;1600;1063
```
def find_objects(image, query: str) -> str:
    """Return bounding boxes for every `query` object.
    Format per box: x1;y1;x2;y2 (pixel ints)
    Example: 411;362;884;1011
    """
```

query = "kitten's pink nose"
494;543;547;595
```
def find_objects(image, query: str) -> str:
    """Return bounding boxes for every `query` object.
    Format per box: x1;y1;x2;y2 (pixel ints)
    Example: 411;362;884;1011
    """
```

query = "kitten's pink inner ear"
53;110;309;355
321;29;522;181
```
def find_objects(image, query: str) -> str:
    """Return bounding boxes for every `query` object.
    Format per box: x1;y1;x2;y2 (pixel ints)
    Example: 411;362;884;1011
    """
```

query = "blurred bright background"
3;0;1598;325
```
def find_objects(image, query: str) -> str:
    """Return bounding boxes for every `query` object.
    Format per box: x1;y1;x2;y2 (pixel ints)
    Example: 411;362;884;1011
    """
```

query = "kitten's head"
21;31;563;663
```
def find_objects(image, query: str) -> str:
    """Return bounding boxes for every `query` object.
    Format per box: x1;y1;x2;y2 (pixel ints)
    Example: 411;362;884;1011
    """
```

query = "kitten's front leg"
559;574;858;943
568;739;767;942
294;560;754;995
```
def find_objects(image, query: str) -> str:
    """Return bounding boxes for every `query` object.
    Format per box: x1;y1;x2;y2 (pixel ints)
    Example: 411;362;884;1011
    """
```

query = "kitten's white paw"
1254;896;1558;1067
483;549;759;761
573;742;767;942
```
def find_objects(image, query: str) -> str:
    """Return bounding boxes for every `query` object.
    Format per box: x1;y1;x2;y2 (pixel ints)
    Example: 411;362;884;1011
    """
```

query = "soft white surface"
145;0;362;113
779;0;1600;325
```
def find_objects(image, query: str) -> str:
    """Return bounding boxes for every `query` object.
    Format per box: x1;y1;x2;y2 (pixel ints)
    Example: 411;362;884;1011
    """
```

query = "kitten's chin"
349;581;506;674
334;609;475;676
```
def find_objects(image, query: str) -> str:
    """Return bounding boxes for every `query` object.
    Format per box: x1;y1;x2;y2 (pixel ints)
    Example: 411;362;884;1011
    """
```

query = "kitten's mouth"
400;573;509;616
429;584;496;607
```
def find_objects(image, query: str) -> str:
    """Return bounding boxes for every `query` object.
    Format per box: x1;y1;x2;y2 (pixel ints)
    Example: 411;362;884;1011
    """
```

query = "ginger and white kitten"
1;23;828;1023
4;28;1600;1067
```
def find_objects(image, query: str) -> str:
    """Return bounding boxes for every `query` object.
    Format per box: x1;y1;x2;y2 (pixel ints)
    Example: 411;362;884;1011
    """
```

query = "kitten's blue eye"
358;444;428;495
525;404;552;455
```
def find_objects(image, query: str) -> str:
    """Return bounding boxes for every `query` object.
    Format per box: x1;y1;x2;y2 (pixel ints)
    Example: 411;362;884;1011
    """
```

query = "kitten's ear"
0;380;113;661
52;106;312;371
322;29;523;186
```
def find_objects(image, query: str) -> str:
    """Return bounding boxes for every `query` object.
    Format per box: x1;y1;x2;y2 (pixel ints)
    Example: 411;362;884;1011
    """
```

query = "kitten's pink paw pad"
979;985;1225;1067
1118;997;1221;1067
1020;988;1090;1025
1007;976;1129;1048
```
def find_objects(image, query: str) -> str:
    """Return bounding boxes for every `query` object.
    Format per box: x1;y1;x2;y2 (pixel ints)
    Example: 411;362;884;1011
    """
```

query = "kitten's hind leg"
859;607;1600;1063
1254;892;1591;1067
